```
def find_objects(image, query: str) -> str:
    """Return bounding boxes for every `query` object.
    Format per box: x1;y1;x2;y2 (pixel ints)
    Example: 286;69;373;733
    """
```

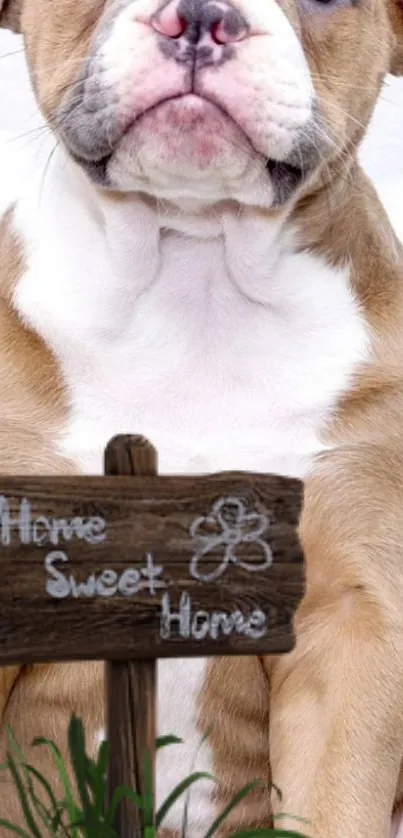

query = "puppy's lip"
121;92;253;146
120;94;305;183
70;150;304;197
64;93;304;191
63;91;261;164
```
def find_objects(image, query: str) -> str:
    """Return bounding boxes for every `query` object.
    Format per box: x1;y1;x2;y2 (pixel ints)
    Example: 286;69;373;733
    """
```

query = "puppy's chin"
95;97;279;206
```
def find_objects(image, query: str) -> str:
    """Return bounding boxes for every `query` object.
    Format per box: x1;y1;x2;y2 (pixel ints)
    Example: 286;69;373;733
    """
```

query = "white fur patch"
12;151;370;480
391;810;403;838
156;658;214;834
8;143;370;835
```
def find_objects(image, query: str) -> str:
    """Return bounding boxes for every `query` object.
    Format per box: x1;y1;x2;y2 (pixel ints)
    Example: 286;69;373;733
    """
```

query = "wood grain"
106;436;157;838
107;659;156;838
104;434;158;476
0;468;304;664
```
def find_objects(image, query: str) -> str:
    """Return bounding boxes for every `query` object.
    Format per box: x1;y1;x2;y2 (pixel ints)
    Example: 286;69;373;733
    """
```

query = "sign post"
105;436;159;838
0;434;304;838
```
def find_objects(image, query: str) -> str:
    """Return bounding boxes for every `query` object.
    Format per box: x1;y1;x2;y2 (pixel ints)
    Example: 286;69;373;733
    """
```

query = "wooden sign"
0;435;305;838
0;445;304;666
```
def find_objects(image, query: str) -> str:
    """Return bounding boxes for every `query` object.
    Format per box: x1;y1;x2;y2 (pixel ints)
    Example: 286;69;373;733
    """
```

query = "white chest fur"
12;154;369;481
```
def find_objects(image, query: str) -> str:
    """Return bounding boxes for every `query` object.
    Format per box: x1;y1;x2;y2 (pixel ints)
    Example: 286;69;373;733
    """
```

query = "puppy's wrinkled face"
7;0;401;205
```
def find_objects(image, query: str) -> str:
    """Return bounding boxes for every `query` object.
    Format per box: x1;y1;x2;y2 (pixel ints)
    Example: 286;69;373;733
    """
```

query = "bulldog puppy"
1;0;403;836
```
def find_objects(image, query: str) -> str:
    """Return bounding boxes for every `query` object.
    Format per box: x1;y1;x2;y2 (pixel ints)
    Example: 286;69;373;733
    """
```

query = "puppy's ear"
0;0;22;32
388;0;403;74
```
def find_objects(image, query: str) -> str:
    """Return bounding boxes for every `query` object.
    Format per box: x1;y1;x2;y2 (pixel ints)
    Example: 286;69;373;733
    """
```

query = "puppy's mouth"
81;153;303;200
61;92;308;204
81;151;308;196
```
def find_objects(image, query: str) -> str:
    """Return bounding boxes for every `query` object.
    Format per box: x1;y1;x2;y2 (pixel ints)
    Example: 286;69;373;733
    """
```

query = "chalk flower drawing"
189;497;273;582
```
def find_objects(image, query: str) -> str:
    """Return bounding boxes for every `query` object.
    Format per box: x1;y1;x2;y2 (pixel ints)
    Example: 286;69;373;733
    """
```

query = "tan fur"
193;163;403;838
193;156;403;837
1;0;403;835
0;0;22;32
269;444;403;834
388;0;403;72
198;658;272;832
18;1;106;121
0;212;101;825
295;165;403;447
0;210;73;469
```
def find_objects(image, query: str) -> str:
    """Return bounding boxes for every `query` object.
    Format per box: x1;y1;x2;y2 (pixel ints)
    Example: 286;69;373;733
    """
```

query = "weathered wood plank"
106;436;157;838
107;659;156;838
0;470;304;664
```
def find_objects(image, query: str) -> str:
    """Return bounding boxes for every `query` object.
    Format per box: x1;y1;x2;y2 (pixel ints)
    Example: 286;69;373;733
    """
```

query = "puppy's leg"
269;445;403;838
0;428;103;830
0;662;104;829
196;657;272;836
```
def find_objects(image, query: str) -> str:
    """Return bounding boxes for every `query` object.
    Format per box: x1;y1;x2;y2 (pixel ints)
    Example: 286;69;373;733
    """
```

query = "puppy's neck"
6;142;372;476
11;145;300;317
5;136;399;328
8;141;397;360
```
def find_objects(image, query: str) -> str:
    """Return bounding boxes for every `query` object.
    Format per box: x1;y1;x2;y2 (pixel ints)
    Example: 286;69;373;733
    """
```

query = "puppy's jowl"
1;0;403;835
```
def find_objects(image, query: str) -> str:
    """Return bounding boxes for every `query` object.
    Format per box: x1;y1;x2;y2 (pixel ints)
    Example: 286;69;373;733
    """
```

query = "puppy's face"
2;0;403;206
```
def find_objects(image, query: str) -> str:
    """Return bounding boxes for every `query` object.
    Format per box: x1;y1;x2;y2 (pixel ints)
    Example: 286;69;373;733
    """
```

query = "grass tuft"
0;715;310;838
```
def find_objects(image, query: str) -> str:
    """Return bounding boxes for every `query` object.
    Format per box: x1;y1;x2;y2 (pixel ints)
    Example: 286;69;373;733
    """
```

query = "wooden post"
105;436;158;838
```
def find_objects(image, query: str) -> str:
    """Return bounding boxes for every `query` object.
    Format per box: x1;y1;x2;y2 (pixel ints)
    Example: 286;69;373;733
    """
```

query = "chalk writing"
0;497;106;547
9;492;277;644
160;592;267;640
45;551;166;599
189;496;273;581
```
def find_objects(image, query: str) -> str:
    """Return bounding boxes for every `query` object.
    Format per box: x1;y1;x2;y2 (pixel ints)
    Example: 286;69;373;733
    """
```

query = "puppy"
1;0;403;836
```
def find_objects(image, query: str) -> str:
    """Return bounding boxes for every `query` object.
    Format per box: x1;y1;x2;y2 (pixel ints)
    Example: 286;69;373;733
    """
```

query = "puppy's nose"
151;0;249;46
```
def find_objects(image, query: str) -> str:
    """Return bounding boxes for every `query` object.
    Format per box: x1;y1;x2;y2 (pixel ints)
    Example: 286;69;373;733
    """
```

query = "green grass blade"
275;814;309;825
83;754;102;815
0;818;35;838
141;751;155;829
271;785;282;803
84;756;96;785
67;717;91;812
5;753;42;838
49;809;71;838
67;715;96;835
203;781;262;838
4;727;58;836
90;740;109;817
31;737;77;822
157;772;217;828
91;826;116;838
156;736;183;750
69;817;115;838
4;726;25;762
105;785;143;828
181;725;214;838
67;805;86;831
18;779;53;836
20;764;64;837
25;765;63;820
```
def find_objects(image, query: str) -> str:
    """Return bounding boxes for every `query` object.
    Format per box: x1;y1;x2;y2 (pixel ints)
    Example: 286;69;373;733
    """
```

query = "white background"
1;29;403;220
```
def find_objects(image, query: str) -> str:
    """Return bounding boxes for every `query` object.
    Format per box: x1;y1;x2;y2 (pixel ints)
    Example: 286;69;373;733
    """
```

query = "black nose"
151;0;249;46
